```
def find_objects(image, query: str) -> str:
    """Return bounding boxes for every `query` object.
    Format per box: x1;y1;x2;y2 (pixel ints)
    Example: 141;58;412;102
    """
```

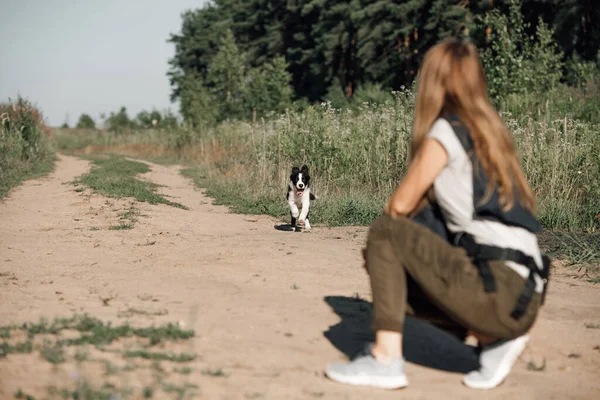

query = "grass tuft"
75;155;188;211
123;350;196;362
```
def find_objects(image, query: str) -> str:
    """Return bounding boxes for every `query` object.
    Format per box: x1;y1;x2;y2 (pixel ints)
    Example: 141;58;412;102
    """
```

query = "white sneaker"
463;335;529;389
325;343;408;390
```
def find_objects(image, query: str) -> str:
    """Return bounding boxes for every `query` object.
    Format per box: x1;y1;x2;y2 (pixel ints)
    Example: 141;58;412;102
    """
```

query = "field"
1;97;599;398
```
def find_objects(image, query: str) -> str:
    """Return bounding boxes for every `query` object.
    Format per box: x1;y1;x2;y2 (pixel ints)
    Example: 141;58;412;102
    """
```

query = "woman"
325;39;550;390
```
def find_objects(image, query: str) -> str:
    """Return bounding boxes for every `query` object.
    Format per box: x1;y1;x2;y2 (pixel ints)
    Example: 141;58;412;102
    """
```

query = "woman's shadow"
323;295;480;373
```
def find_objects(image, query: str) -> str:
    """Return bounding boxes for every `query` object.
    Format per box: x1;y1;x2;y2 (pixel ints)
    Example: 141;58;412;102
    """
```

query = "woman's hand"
384;138;449;217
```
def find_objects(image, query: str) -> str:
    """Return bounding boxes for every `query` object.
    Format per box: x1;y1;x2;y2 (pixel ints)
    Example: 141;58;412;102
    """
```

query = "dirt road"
1;154;598;399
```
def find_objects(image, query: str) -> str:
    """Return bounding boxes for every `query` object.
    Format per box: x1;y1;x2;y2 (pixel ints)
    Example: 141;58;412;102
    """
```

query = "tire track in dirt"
0;154;598;399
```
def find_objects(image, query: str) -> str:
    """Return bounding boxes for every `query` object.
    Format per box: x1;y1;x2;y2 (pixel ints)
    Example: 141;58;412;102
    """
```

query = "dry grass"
53;91;599;231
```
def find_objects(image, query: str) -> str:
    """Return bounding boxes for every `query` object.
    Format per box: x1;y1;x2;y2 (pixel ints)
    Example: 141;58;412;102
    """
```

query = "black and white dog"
286;165;317;231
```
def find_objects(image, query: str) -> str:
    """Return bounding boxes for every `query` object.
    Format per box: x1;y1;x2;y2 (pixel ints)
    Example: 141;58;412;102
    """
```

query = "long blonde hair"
410;39;536;213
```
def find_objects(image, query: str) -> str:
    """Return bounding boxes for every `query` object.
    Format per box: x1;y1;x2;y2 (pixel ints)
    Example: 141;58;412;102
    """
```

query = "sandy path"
0;154;598;399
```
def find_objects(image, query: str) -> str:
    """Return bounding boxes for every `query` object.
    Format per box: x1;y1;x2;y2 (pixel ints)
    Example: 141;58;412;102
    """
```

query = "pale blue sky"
0;0;208;127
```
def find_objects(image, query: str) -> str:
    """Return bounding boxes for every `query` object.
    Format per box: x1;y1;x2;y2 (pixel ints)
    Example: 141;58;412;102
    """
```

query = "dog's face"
290;165;310;193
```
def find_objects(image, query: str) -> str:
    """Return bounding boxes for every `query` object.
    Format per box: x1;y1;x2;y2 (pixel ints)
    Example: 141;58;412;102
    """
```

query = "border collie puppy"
286;165;317;231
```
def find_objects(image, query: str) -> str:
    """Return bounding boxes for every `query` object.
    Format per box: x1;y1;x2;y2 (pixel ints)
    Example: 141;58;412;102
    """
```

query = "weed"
74;348;88;362
133;323;194;345
1;314;195;350
50;380;126;400
109;222;134;230
291;283;299;290
0;340;33;358
585;323;600;329
202;368;228;377
174;366;193;374
162;382;199;398
14;389;35;400
102;360;120;376
1;98;55;199
143;387;153;398
527;358;547;371
119;205;139;222
40;340;65;364
123;350;196;362
588;277;600;284
0;326;11;339
117;308;168;319
550;232;600;266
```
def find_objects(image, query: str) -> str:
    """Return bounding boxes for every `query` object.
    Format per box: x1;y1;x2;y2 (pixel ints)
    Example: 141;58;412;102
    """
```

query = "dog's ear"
300;164;309;174
291;166;300;174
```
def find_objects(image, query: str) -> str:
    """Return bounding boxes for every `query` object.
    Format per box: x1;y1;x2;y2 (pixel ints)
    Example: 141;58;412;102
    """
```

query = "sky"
0;0;208;127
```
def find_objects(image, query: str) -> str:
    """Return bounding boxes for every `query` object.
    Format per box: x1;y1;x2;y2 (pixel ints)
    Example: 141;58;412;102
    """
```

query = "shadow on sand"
323;295;480;373
274;224;300;232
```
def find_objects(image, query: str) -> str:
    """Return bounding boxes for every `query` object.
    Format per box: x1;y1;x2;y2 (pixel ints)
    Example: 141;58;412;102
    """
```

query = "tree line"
167;0;599;126
62;107;179;132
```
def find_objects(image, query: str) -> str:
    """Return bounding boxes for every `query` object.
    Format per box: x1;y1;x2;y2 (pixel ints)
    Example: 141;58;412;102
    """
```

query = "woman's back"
427;117;544;293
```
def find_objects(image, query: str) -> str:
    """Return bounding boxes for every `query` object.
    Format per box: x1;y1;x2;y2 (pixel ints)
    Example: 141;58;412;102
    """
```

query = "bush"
76;113;96;129
0;97;54;197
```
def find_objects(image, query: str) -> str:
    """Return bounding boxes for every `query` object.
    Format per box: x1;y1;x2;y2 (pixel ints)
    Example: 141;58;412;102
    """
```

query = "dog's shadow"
274;224;300;232
323;295;480;373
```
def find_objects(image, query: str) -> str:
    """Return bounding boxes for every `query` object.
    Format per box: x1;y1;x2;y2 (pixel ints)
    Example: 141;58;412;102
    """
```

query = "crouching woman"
325;39;550;390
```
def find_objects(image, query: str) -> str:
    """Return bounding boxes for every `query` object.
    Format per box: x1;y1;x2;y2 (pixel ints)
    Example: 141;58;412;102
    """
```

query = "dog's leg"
298;195;310;228
288;195;299;231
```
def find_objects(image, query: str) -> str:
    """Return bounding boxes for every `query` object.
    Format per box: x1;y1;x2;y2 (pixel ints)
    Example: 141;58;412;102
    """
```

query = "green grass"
75;155;188;210
52;90;599;233
49;381;129;400
124;350;196;363
0;153;56;199
173;366;193;375
40;340;66;364
181;166;384;226
0;314;195;354
538;230;600;271
1;97;56;199
2;314;199;399
14;389;36;400
201;368;228;377
162;382;199;398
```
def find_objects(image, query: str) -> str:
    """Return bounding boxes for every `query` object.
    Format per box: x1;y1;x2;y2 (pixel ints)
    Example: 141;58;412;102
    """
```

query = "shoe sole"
463;335;529;390
325;369;408;390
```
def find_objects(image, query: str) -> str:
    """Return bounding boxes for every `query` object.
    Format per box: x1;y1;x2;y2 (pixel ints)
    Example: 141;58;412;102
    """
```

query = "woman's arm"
385;138;449;217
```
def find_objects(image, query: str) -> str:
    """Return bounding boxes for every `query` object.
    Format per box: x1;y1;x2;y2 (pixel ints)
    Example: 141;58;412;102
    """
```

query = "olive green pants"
364;214;541;340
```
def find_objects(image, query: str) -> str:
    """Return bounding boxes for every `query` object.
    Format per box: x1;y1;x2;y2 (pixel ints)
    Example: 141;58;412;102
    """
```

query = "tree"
550;0;599;61
76;114;96;129
136;109;162;129
167;1;234;102
478;0;529;100
179;71;218;128
166;0;598;113
245;56;293;120
527;18;563;93
206;28;248;121
105;107;134;133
